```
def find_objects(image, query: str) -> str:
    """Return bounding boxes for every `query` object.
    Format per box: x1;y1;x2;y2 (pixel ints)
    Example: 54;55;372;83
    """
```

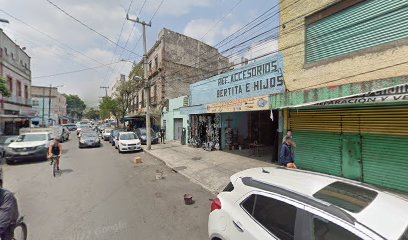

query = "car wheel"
6;159;14;165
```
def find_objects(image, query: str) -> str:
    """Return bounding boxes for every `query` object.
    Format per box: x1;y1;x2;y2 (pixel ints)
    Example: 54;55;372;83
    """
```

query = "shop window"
32;100;39;106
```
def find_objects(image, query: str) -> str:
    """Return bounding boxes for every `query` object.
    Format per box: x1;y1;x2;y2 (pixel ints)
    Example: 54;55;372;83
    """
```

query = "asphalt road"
3;133;213;240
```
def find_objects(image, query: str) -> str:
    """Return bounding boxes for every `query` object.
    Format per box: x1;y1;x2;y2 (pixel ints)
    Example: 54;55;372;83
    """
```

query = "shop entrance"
221;110;279;162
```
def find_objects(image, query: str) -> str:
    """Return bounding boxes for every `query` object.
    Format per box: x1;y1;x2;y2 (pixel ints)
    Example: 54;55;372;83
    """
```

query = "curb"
143;148;219;195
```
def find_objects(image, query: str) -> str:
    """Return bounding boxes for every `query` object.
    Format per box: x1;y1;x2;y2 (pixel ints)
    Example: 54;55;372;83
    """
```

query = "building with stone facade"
0;29;32;135
31;86;67;126
272;0;408;192
127;28;230;129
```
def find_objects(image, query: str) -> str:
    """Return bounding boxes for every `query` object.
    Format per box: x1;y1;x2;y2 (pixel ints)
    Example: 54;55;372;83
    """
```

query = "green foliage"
128;63;144;81
99;96;119;120
65;94;86;119
84;107;100;120
0;76;10;97
114;78;143;125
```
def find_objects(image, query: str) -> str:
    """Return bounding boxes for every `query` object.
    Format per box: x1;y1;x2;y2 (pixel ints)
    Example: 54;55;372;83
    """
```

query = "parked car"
134;128;159;145
110;130;123;147
63;123;77;131
77;124;91;136
208;167;408;240
0;136;18;158
116;132;142;153
102;129;113;141
4;132;53;164
78;131;100;148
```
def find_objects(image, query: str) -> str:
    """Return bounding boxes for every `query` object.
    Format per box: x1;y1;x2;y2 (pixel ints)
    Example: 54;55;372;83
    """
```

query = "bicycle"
50;155;59;177
12;216;27;240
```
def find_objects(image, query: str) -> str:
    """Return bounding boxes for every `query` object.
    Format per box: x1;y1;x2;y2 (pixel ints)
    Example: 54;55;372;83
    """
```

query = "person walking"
279;136;297;169
0;169;19;240
159;127;166;144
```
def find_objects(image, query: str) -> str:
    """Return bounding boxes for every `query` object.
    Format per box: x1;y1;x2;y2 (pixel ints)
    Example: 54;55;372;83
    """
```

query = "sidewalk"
144;141;276;194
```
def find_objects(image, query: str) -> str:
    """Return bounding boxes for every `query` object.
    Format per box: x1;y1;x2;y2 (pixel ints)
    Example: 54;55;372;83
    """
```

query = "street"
3;136;213;240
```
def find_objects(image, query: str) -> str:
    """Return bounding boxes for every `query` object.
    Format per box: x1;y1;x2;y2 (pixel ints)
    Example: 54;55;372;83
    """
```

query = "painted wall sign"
190;54;285;106
314;84;408;106
207;95;270;113
179;104;208;115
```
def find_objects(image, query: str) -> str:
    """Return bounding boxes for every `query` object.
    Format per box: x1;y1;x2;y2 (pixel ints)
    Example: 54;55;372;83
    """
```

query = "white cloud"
142;0;212;17
243;39;278;61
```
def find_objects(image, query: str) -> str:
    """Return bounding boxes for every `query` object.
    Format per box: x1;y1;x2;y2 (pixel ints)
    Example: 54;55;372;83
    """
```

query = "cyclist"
48;137;62;171
0;168;19;240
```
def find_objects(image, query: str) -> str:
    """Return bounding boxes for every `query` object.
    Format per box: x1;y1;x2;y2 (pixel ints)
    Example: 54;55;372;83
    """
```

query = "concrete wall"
279;0;408;92
162;96;188;141
31;86;66;125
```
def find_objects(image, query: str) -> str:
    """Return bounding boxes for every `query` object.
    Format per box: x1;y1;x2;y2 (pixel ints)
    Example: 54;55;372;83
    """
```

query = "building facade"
127;28;230;129
0;29;32;135
31;86;67;126
162;96;189;142
274;0;408;192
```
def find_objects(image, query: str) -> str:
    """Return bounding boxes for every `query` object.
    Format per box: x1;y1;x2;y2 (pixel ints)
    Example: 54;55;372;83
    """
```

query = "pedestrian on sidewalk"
159;127;166;144
279;136;297;169
282;130;296;147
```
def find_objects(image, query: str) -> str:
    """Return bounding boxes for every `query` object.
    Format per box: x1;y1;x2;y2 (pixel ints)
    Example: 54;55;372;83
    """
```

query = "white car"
208;167;408;240
116;132;142;153
102;129;113;141
4;132;54;164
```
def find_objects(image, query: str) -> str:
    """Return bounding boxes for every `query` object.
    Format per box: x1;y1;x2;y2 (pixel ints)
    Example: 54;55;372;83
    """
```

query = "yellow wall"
279;0;408;91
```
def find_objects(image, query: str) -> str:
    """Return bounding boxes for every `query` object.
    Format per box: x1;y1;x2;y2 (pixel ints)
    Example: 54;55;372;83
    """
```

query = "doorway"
341;134;362;181
174;118;183;140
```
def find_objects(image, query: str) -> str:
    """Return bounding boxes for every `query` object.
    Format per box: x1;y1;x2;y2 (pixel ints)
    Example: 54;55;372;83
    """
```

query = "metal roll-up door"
362;134;408;192
289;106;408;192
293;131;342;176
306;0;408;63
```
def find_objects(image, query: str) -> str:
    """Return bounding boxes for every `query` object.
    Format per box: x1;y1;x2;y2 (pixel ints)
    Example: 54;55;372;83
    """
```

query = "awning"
179;104;208;115
278;83;408;109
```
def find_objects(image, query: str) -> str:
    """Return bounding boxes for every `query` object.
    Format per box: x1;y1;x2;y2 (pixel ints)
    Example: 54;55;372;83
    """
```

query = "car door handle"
233;220;244;232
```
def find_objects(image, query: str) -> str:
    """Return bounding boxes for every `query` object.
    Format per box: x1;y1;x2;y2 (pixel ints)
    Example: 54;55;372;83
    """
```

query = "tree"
0;76;10;97
84;107;100;120
114;75;144;127
129;63;144;81
65;94;86;120
99;96;120;125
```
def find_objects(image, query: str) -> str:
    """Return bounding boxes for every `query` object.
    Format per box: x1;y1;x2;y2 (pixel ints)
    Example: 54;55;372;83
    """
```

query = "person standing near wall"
159;127;166;144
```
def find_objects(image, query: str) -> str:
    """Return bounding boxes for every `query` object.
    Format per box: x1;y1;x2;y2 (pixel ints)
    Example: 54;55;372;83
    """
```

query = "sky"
0;0;279;108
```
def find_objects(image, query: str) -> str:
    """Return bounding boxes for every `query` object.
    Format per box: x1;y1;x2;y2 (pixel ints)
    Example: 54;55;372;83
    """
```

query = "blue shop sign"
190;54;285;106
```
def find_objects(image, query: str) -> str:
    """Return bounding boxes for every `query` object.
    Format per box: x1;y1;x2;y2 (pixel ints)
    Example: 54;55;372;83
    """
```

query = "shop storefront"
184;54;285;159
285;83;408;192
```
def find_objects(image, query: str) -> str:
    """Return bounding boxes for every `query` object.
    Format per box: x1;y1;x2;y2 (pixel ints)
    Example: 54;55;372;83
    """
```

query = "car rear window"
313;181;378;213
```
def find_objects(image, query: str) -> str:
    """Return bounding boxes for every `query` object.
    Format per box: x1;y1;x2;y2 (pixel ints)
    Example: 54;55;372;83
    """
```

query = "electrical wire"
45;0;142;57
32;60;125;79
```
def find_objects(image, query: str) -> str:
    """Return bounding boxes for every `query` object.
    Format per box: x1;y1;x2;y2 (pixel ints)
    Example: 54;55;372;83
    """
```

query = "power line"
45;0;142;57
0;9;104;66
32;60;125;79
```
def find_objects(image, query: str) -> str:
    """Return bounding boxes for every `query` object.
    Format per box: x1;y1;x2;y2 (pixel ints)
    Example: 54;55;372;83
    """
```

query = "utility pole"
126;14;152;150
42;87;45;126
48;84;52;126
100;86;109;97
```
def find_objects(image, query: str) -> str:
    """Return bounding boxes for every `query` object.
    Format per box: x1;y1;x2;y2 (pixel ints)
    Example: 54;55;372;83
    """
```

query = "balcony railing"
3;96;32;105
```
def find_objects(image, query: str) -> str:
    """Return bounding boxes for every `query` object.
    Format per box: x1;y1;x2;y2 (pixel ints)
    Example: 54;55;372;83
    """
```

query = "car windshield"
0;136;16;145
82;133;98;138
120;133;137;140
16;134;47;142
313;181;378;213
138;129;155;135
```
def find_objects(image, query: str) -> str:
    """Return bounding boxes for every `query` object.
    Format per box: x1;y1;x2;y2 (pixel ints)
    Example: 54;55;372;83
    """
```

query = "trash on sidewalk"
133;156;143;165
155;169;164;180
184;194;194;205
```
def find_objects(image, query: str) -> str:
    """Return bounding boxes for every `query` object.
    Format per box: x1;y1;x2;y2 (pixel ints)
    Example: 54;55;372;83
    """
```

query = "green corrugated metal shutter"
294;131;342;176
362;134;408;192
306;0;408;63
